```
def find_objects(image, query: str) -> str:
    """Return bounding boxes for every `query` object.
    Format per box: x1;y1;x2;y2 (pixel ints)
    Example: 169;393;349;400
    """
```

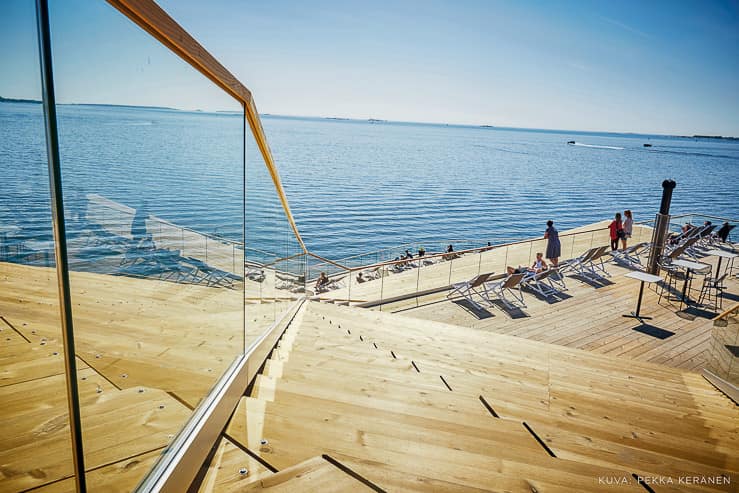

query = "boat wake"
570;142;624;150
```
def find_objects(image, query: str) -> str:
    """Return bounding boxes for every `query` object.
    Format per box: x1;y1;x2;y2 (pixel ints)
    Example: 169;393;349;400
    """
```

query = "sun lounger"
611;242;649;269
557;246;599;276
586;246;612;278
447;272;494;310
485;272;527;310
558;246;610;281
520;269;563;300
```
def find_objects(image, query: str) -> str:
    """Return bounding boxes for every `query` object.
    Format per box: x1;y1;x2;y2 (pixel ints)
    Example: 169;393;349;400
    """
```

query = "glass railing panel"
569;230;596;259
349;265;385;306
245;122;303;330
447;249;483;286
592;228;611;249
48;0;245;486
479;245;508;277
417;252;452;293
272;255;306;308
0;2;74;490
705;307;739;386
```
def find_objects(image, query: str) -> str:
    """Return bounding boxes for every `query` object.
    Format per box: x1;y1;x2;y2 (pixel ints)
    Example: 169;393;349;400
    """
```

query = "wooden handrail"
106;0;307;253
714;301;739;321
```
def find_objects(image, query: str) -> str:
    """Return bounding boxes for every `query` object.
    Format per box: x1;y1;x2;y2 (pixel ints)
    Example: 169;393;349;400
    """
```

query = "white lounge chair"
521;269;564;300
558;246;599;278
486;272;527;310
447;272;494;310
611;242;649;269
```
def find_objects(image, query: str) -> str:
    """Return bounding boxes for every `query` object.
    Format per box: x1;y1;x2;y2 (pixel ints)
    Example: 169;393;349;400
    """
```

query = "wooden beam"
105;0;307;253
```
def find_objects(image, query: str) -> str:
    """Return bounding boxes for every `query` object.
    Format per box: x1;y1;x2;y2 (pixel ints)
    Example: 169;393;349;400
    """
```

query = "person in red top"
608;212;623;251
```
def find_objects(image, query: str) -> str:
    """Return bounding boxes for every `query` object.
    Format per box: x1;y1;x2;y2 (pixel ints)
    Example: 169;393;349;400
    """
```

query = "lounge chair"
520;269;564;300
585;246;612;278
557;246;600;277
666;236;700;260
715;224;735;244
447;272;494;310
559;245;610;281
485;272;527;310
611;242;649;269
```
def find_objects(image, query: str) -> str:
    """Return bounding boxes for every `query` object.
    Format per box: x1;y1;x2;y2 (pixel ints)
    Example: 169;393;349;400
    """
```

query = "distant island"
687;135;739;141
2;96;737;139
0;96;41;104
0;96;176;111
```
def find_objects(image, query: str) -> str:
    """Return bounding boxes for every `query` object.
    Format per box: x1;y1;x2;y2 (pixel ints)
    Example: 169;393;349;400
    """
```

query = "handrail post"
36;0;87;490
379;268;385;312
415;263;421;307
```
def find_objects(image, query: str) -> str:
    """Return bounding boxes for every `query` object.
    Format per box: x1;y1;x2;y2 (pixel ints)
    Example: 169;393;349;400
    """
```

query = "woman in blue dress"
544;220;561;267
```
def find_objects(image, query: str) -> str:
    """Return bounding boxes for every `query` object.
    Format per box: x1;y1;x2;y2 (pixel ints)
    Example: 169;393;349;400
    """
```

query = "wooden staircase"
198;301;739;492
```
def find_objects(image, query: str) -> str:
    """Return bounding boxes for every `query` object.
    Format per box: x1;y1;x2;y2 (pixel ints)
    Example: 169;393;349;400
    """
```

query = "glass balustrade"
245;126;305;339
46;0;247;486
0;2;74;490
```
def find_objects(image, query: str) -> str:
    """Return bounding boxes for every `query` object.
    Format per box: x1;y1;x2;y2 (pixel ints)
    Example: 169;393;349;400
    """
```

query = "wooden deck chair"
486;272;527;310
447;272;494;310
548;266;568;291
611;242;648;269
557;246;600;277
581;245;611;280
521;269;562;300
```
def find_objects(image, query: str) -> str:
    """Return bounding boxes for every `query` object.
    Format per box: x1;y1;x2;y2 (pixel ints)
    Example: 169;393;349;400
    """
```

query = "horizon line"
2;95;737;139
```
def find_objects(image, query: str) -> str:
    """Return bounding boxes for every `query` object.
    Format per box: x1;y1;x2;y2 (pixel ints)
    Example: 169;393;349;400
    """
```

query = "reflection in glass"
245;128;305;336
0;1;73;490
44;0;245;487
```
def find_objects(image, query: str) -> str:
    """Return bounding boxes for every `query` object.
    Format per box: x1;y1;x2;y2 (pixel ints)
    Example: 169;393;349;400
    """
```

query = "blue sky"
1;0;738;135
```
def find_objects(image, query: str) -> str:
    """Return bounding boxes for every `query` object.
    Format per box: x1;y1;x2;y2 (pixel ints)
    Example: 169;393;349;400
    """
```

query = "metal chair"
698;272;727;310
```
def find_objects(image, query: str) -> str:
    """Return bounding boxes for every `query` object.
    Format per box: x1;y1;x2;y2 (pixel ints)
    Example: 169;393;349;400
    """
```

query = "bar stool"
698;272;727;310
657;264;686;304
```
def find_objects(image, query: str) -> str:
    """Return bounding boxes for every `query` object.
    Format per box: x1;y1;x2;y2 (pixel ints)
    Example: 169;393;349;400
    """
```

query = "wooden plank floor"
386;249;739;372
0;262;294;492
207;301;738;492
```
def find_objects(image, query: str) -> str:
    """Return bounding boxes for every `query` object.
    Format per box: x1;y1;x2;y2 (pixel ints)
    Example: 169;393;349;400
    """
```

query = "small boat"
643;143;652;147
567;140;575;145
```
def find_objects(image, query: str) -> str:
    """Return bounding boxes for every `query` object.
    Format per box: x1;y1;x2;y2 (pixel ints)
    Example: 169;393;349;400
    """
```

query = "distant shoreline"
2;96;737;140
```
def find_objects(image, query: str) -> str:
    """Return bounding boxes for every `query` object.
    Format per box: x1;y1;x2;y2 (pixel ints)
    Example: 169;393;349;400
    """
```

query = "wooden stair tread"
238;456;375;492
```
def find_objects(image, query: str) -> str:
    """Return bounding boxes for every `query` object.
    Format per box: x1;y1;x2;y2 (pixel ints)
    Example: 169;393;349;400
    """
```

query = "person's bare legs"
621;238;627;249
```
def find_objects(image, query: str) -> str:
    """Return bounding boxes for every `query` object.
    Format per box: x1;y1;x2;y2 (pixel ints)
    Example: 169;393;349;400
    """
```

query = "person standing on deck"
621;210;633;249
608;212;623;251
544;220;561;267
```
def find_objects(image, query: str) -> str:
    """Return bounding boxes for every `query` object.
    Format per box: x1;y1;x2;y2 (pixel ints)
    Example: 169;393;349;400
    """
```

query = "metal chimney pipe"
647;180;677;274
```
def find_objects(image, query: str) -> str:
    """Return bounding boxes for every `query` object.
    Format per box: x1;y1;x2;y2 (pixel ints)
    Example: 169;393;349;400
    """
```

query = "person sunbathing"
507;252;548;275
315;272;330;291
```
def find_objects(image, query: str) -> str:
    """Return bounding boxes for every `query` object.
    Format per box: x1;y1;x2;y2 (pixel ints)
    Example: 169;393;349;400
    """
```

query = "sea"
1;101;738;268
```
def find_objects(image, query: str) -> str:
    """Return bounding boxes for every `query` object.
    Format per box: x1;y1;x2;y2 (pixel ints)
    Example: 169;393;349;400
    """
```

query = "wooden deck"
3;238;737;491
382;248;739;372
0;262;288;492
205;301;738;492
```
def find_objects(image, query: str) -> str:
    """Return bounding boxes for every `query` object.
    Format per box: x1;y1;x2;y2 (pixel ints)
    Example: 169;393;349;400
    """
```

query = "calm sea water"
1;101;738;266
